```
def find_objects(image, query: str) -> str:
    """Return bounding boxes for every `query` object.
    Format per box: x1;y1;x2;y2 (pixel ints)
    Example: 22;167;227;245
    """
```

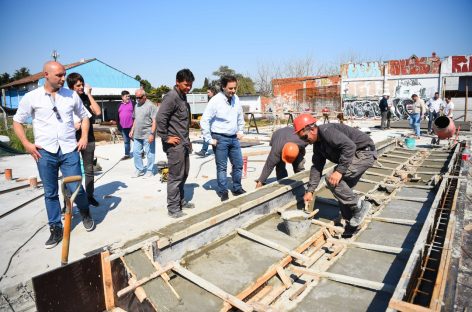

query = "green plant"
0;119;34;152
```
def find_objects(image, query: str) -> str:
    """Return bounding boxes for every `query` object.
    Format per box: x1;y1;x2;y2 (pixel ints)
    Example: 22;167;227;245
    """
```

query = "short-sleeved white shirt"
444;101;454;117
13;86;89;154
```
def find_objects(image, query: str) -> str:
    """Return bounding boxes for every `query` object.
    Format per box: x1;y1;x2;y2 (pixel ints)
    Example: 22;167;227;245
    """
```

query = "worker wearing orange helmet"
294;113;377;232
256;127;308;188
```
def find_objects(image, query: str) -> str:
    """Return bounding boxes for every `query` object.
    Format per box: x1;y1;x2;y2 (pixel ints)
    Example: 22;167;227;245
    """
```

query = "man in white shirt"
444;96;454;118
426;92;444;134
200;75;245;202
13;61;95;249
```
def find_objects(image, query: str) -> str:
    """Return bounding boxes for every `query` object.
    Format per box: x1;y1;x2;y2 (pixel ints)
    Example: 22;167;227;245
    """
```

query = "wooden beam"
117;262;175;298
327;238;408;254
289;266;396;293
237;228;311;263
276;266;292;288
172;263;254;312
101;251;115;310
144;249;181;301
311;219;345;233
368;216;419;226
394;196;429;202
388;299;432;312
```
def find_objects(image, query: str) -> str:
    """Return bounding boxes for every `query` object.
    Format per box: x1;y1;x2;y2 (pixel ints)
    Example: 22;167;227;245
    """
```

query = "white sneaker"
144;171;154;178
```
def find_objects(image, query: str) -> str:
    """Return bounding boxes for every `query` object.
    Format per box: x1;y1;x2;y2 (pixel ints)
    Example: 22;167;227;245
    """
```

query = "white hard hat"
382;92;390;96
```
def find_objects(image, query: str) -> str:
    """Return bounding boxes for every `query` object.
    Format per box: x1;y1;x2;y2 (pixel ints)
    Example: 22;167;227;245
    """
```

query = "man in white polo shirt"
13;61;95;249
426;92;443;134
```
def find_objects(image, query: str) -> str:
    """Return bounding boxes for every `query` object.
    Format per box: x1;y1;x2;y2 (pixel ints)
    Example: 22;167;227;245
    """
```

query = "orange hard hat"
293;113;317;133
282;142;300;163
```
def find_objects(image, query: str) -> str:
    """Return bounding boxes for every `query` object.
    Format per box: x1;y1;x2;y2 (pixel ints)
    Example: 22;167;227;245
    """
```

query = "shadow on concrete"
70;181;127;231
183;183;199;202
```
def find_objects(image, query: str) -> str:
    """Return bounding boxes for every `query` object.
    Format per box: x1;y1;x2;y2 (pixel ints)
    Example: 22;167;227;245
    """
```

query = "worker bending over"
294;113;376;232
256;126;308;188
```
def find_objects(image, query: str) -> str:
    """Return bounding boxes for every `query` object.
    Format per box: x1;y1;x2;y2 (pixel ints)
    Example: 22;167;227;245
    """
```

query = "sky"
1;0;472;88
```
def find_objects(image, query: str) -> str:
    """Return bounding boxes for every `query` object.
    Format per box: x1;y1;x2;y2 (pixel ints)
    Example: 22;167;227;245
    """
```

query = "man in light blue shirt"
200;75;245;201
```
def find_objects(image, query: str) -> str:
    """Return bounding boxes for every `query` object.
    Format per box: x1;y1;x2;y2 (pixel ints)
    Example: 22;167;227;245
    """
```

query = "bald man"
13;61;95;249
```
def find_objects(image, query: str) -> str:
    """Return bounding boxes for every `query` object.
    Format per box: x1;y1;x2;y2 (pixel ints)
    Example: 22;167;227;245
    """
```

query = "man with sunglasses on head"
293;113;376;234
13;61;95;249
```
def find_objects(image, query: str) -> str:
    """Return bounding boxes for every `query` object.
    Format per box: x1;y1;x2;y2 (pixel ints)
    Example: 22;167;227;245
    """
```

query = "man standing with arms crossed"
200;75;246;202
13;61;95;248
293;113;376;234
157;69;195;218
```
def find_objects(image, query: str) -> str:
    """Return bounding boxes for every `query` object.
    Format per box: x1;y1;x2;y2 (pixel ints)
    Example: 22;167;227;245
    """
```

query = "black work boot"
80;209;95;232
45;226;63;249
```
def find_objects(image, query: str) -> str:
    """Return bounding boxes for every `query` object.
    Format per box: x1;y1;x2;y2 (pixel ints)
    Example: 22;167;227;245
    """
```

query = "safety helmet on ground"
281;142;299;163
293;113;317;133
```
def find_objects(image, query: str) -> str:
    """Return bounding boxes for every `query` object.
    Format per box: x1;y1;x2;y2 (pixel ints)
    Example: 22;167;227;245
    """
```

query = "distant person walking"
407;94;427;138
157;69;195;218
66;73;101;206
426;92;443;134
444;96;454;118
195;86;218;157
118;90;134;160
13;61;95;248
200;75;246;202
379;92;390;130
130;89;158;177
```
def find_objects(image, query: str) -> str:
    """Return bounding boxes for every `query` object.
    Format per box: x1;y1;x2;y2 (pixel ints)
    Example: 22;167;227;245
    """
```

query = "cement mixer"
430;116;456;145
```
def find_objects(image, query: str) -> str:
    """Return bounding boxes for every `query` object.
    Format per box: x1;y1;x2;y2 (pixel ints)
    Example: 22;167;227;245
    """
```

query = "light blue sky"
1;0;471;88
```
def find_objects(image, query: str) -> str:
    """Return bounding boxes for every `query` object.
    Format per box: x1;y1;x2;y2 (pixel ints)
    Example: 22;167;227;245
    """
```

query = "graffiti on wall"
388;56;440;76
391;78;438;99
342;97;417;120
441;55;472;74
341;62;383;79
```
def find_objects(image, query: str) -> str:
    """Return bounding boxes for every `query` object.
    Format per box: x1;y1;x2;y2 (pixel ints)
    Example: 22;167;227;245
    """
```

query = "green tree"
211;65;255;95
12;67;30;81
0;73;11;86
134;74;152;93
148;85;171;102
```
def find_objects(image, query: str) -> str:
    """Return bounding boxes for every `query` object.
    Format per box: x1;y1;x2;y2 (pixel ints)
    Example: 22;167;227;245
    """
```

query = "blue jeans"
121;128;131;156
409;113;421;136
428;111;439;133
212;133;243;195
37;148;89;227
133;137;155;173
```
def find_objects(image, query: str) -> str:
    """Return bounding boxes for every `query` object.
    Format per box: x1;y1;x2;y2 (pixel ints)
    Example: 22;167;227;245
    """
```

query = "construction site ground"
0;119;469;311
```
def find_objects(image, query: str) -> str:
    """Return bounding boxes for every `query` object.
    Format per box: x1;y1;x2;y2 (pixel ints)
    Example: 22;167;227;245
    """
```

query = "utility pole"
51;50;60;61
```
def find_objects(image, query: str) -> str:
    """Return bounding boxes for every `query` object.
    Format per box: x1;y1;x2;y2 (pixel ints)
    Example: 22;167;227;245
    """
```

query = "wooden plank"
108;236;160;261
388;299;432;312
101;251;115;310
172;263;254;312
117;262;175;298
276;266;292;288
394;196;429;202
369;216;419;226
237;228;311;263
311;219;345;233
327;238;408;254
143;249;181;301
290;266;396;293
259;285;286;306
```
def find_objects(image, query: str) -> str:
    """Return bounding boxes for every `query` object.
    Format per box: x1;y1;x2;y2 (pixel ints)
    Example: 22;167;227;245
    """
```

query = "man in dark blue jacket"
379;93;390;130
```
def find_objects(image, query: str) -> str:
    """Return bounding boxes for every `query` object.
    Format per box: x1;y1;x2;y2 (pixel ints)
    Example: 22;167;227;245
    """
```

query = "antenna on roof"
51;50;60;61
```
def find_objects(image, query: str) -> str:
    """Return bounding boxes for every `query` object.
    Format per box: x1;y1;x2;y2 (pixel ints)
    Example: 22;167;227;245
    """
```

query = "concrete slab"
378;199;430;222
357;222;420;249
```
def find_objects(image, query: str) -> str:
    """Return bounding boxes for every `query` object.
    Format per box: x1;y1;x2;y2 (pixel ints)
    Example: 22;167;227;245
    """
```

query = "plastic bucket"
405;137;416;149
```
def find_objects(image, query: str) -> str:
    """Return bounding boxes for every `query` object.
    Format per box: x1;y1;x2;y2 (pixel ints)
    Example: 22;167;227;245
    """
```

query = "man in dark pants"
294;113;376;233
67;73;101;206
157;69;195;218
256;126;308;188
379;92;390;130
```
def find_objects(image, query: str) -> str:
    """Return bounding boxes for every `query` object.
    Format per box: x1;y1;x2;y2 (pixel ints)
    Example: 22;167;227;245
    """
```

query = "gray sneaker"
349;200;371;228
133;170;144;178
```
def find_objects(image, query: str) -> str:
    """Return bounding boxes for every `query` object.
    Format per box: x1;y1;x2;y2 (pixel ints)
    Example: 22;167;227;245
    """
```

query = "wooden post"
101;251;115;310
172;263;254;312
